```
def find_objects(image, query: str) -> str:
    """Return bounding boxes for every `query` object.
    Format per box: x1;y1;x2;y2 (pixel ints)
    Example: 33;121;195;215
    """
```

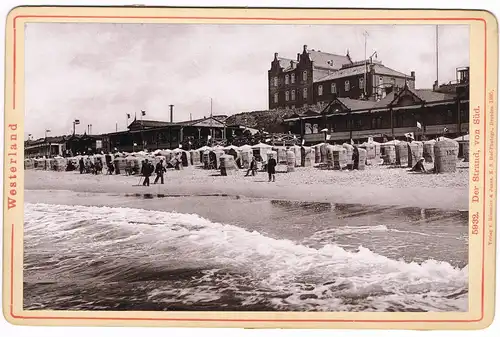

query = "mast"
436;25;439;86
363;30;368;98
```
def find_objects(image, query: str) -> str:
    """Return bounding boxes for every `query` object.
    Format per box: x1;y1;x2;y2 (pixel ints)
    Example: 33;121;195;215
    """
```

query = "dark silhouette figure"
154;160;166;184
141;159;154;186
245;157;257;176
79;158;84;174
267;156;277;182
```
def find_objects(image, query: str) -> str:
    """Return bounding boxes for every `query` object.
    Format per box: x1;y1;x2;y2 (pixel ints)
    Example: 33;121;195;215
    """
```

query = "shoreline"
25;167;469;210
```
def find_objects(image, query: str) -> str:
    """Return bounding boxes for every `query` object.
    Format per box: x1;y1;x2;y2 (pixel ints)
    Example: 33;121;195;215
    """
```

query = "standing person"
141;159;153;186
154;160;166;184
79;158;84;174
245;157;257;177
267;154;277;182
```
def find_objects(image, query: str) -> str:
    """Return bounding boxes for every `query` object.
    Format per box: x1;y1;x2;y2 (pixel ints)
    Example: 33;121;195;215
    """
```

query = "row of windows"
270;71;309;87
273;88;308;103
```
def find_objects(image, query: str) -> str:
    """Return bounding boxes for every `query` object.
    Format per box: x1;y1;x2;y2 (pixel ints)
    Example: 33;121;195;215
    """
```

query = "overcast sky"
25;23;469;138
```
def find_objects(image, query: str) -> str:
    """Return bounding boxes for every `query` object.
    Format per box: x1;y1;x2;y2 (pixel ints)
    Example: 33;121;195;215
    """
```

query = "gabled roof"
337;97;377;111
314;63;366;82
177;116;226;127
372;64;412;78
414;89;456;102
128;119;174;129
278;57;297;71
307;49;350;70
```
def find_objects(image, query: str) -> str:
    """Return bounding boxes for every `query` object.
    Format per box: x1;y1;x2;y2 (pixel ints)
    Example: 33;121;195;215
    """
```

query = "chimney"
274;52;278;60
297;53;300;61
169;104;174;123
410;71;415;78
303;44;308;52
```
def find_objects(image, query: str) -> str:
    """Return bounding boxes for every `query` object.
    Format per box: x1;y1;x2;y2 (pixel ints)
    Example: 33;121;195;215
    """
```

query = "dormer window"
285;74;289;85
303;71;308;81
291;73;295;84
331;83;337;94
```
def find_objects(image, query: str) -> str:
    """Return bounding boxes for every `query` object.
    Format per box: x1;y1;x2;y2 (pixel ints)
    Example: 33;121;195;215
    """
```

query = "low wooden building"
102;116;244;152
284;80;469;145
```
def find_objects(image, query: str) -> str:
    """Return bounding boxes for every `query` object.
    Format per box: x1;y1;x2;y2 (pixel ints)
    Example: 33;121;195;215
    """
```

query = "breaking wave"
24;203;468;312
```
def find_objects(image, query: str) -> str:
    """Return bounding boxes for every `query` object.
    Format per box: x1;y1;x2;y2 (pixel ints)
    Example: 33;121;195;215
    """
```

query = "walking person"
267;154;277;182
154;160;166;184
141;159;154;186
245;157;257;177
79;158;84;174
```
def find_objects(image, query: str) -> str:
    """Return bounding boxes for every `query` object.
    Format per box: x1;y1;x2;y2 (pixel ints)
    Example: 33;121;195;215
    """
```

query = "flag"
74;119;80;125
443;127;449;133
188;141;192;145
127;114;131;119
350;139;354;145
301;139;305;146
179;144;183;148
368;136;373;143
404;132;414;139
141;110;146;116
207;135;212;140
326;135;331;140
416;121;422;129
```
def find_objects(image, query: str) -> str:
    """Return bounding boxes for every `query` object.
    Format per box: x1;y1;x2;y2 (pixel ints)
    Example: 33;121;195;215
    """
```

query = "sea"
23;189;469;312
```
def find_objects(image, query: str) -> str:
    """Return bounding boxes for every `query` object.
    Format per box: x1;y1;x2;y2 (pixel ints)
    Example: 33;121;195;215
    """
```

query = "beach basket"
381;143;396;165
343;143;354;166
24;158;35;170
332;145;347;170
113;157;127;174
395;141;409;167
423;140;435;163
190;150;201;166
434;138;459;173
407;142;423;168
286;150;295;172
219;154;237;176
301;146;314;167
50;157;67;171
289;145;301;166
240;146;253;169
463;141;470;162
359;142;376;160
356;148;367;170
272;146;287;164
312;144;320;163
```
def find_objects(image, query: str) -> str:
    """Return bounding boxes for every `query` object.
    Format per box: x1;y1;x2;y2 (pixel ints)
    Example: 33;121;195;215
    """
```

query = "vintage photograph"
23;22;470;312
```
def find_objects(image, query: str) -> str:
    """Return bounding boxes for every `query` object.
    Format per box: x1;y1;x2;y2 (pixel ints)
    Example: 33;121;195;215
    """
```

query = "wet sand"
25;164;469;210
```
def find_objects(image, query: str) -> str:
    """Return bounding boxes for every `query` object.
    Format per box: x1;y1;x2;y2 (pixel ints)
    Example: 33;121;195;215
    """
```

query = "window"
305;123;312;134
291;73;295;84
303;87;308;99
331;83;337;94
379;76;383;85
391;77;396;85
359;77;364;89
285;91;290;101
291;90;296;100
274;77;278;86
318;85;323;96
345;80;350;91
285;74;289;85
303;71;308;81
274;93;278;103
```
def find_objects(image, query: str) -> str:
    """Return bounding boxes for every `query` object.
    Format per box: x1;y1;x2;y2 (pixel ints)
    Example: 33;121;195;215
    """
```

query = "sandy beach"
25;163;469;210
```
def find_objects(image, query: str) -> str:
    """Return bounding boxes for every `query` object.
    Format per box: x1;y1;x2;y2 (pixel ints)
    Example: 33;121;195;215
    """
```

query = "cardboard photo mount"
2;6;498;330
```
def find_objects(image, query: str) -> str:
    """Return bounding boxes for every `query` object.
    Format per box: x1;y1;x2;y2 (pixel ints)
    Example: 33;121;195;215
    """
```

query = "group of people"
139;159;167;186
244;155;277;182
78;157;104;175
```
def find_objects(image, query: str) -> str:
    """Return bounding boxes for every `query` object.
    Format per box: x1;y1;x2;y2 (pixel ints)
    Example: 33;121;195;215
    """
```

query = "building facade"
284;67;469;145
268;45;415;109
